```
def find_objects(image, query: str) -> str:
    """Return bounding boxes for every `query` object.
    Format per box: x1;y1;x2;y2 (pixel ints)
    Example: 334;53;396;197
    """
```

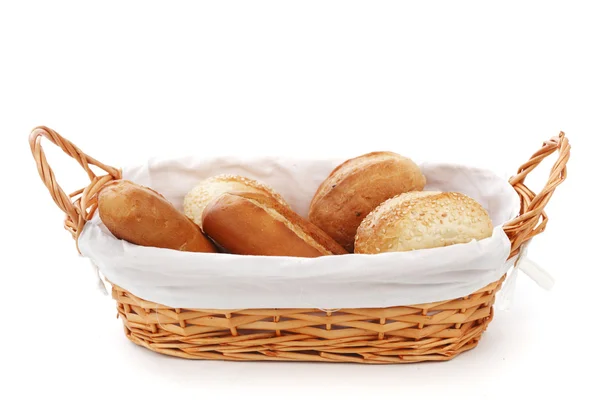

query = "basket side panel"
112;275;504;363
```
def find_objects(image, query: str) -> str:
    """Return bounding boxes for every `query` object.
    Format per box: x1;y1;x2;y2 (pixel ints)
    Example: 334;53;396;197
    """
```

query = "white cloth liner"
77;155;533;310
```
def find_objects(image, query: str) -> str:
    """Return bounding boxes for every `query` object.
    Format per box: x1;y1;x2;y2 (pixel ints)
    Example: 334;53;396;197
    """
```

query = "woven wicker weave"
29;126;570;363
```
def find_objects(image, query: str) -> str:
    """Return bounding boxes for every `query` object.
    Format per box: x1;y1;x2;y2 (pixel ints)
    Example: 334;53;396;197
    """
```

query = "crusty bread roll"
184;174;290;229
201;191;347;257
354;191;493;253
97;180;217;253
308;151;426;252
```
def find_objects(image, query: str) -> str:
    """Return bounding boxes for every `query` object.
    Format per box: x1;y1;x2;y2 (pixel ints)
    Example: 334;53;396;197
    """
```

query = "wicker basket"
29;126;570;364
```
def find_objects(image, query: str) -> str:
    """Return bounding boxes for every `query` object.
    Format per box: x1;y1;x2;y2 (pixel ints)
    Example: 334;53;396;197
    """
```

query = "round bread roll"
308;151;426;252
184;174;290;229
97;180;217;253
202;191;348;257
354;191;493;253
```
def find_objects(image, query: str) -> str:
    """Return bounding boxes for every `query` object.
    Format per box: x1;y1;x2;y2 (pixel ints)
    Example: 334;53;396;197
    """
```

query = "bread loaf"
184;174;290;229
308;151;426;252
354;191;493;253
97;180;217;253
201;191;348;257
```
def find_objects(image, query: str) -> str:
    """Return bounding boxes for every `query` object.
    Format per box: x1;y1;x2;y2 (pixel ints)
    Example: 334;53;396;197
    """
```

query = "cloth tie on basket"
496;240;554;311
84;255;108;296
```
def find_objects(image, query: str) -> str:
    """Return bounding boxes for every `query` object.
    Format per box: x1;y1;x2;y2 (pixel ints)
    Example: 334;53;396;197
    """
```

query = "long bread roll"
202;191;347;257
97;180;217;253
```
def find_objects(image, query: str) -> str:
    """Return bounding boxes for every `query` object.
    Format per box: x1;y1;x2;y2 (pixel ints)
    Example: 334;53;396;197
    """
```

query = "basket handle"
29;126;121;248
503;131;571;258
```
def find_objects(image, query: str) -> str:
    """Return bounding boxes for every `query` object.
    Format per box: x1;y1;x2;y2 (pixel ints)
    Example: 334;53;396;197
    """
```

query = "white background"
0;1;596;399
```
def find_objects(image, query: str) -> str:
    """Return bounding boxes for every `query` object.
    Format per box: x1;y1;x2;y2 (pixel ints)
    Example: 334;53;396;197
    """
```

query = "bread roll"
97;180;217;253
308;151;426;252
202;191;347;257
184;174;290;229
354;191;493;253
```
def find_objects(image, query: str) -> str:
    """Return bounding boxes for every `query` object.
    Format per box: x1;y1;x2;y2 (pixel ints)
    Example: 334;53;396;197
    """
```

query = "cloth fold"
77;154;536;309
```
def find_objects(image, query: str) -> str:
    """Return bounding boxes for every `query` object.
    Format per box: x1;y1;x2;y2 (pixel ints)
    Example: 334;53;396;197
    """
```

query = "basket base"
122;316;491;364
111;276;504;364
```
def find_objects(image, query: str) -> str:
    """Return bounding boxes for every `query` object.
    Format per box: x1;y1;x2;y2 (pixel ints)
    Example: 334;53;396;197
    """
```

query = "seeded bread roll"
354;191;493;253
308;151;426;252
97;180;217;253
184;174;290;230
202;191;347;257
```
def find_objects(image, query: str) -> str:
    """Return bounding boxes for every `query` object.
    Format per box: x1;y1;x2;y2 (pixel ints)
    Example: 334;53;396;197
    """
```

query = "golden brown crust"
354;191;493;254
308;151;426;252
201;191;347;257
97;180;217;253
183;174;290;229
